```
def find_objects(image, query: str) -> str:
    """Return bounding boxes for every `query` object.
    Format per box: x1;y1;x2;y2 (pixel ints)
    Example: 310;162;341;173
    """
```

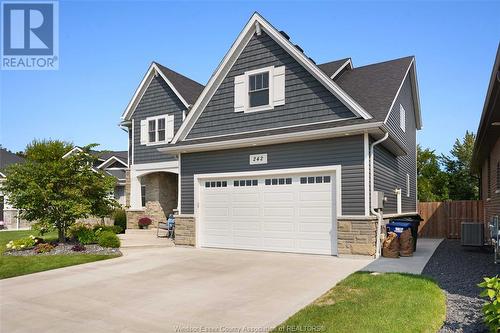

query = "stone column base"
126;209;145;229
174;214;195;246
337;217;387;256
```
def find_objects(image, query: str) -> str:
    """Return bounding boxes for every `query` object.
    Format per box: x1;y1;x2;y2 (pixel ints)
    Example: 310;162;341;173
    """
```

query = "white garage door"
198;172;337;255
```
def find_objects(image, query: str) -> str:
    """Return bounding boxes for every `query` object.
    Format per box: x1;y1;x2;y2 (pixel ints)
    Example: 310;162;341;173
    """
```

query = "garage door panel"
233;207;260;217
200;171;337;255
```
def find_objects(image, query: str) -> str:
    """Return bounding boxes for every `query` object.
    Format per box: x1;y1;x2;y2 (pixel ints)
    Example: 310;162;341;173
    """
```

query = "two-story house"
120;13;422;256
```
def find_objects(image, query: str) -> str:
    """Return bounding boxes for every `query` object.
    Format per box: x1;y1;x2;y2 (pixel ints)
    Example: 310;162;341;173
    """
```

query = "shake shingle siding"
186;32;356;140
373;76;417;214
180;135;365;215
132;76;185;164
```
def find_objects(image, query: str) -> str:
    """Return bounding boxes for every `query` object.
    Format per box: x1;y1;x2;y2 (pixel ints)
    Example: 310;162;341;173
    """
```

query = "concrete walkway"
0;247;372;333
362;238;443;274
118;229;174;248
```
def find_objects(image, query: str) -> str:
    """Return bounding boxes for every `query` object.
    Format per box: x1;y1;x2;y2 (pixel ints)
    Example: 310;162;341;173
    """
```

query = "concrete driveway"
0;247;371;333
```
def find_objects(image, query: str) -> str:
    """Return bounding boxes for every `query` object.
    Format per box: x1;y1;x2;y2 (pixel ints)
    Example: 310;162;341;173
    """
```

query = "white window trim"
406;173;410;197
244;65;275;113
400;104;406;132
145;114;171;146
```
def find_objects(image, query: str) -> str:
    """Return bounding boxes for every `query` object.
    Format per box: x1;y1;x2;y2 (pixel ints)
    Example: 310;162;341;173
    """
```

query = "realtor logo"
1;1;59;70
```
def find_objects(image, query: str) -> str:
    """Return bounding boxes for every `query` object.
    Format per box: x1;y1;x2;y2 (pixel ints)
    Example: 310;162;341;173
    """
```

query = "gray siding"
132;75;185;164
186;31;355;140
374;76;417;214
181;135;365;215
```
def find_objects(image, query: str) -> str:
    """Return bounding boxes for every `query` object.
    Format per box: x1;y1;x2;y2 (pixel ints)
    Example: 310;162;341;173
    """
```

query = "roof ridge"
351;56;414;70
153;61;204;88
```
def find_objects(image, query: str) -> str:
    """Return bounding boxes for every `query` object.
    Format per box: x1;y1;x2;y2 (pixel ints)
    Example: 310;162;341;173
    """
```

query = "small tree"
1;140;119;242
417;145;449;202
441;131;479;200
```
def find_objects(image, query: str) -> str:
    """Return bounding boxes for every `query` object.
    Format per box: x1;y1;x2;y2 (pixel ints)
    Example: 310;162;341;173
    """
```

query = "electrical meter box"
371;191;384;210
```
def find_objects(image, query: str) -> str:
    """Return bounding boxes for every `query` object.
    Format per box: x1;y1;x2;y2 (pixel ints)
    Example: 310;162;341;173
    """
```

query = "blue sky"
1;1;499;155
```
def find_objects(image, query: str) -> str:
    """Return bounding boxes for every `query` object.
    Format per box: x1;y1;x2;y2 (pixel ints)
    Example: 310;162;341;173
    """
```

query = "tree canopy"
1;140;119;241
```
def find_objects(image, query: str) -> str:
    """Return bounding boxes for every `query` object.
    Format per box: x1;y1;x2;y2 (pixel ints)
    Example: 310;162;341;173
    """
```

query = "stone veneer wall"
125;169;131;207
171;215;384;257
174;214;195;246
142;173;178;228
126;209;145;229
2;209;30;229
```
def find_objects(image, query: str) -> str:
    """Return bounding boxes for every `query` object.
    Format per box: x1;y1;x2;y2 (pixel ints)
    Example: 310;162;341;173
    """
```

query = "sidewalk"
362;238;443;274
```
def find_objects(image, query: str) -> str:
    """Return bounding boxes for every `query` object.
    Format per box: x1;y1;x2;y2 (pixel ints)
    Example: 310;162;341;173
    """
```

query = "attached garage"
194;167;339;255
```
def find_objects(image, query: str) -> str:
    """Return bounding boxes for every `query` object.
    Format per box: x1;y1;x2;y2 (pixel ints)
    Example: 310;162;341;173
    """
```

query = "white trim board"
161;122;384;154
62;147;83;159
121;63;190;121
363;132;370;216
193;164;342;249
330;58;353;79
97;156;128;169
383;58;422;130
173;12;372;144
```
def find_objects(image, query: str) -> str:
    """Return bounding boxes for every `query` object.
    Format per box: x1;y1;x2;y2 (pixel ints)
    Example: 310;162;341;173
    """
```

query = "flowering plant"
138;217;152;228
5;235;38;251
34;243;54;254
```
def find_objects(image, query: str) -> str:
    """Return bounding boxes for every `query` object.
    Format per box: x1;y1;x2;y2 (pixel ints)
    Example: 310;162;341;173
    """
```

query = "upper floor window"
400;104;406;132
249;72;269;107
234;65;285;113
140;114;174;146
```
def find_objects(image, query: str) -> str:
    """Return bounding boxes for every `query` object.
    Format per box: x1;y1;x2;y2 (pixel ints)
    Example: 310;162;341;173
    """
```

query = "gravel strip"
4;244;122;256
422;239;499;333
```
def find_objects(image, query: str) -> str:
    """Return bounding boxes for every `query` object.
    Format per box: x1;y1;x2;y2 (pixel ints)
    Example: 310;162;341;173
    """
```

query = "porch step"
119;228;174;248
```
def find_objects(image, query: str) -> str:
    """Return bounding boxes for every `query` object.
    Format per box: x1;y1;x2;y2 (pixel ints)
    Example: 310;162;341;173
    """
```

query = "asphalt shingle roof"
317;58;350;77
154;62;205;106
332;56;414;121
0;148;24;172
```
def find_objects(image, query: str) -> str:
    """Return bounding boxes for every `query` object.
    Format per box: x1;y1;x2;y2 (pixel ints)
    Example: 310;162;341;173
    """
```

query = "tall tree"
417;145;449;202
1;140;119;242
441;131;479;200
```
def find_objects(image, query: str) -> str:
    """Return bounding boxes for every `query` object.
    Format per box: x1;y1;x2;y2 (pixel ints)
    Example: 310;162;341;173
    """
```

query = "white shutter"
166;115;175;142
140;120;148;144
273;66;285;106
234;74;246;112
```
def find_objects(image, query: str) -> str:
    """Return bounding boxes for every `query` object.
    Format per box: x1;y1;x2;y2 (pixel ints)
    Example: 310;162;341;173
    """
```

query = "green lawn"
272;272;446;333
0;230;120;279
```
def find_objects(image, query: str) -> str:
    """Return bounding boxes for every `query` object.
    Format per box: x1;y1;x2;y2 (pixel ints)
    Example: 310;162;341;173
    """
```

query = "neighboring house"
120;13;422;256
472;43;500;226
0;148;28;229
63;147;129;206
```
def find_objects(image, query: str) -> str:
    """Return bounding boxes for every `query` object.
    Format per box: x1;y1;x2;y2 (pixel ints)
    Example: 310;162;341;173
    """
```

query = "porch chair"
157;214;175;239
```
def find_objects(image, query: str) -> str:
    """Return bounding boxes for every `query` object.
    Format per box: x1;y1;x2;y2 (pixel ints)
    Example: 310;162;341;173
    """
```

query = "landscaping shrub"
71;244;86;252
6;235;38;251
68;223;97;244
34;243;54;254
32;221;54;236
113;209;127;233
97;231;120;248
93;224;122;235
478;276;500;332
138;217;152;229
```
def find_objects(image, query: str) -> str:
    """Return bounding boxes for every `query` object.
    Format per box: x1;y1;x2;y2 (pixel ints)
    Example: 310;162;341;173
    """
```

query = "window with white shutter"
140;114;175;145
233;65;285;113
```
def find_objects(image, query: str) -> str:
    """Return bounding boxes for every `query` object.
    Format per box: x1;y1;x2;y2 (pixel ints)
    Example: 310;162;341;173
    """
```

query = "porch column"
129;171;142;209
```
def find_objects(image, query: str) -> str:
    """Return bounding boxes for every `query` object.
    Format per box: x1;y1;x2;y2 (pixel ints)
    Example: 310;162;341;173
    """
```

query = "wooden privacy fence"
417;200;484;239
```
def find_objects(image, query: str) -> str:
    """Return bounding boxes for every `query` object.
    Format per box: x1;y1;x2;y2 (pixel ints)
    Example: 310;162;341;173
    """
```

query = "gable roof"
472;43;500;168
333;56;421;128
154;63;204;106
317;58;352;78
97;155;128;169
121;62;204;121
172;12;373;143
0;148;24;177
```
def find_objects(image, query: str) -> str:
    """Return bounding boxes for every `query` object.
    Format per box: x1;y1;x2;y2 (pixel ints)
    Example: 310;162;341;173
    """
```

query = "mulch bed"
422;239;499;333
4;244;121;256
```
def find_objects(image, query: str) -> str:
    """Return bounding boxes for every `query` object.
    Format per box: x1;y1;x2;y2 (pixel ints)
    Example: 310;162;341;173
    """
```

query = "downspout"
370;131;389;258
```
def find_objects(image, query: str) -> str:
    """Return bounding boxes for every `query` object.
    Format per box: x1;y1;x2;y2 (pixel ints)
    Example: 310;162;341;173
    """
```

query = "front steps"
119;228;175;248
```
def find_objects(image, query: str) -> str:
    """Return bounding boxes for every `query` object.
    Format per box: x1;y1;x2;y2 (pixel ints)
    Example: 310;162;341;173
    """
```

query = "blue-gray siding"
180;135;365;215
374;76;417;214
132;75;185;164
186;31;356;140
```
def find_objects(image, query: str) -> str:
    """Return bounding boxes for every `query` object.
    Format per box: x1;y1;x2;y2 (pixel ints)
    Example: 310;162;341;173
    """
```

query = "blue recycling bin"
386;221;412;237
